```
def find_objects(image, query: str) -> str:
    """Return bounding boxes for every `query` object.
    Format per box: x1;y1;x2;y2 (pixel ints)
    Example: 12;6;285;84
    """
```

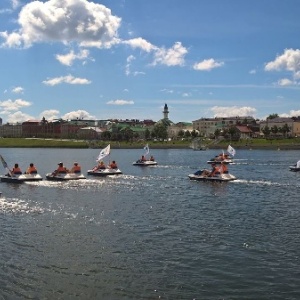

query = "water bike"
0;173;43;183
45;172;86;181
87;168;122;176
188;169;236;182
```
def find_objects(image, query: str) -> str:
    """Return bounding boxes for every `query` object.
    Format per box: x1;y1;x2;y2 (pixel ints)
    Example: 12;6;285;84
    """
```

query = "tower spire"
163;103;169;120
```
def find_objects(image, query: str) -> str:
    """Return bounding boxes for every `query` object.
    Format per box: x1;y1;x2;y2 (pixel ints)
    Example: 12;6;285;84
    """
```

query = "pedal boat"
87;168;122;176
45;172;86;181
188;169;236;182
132;160;157;166
0;173;43;183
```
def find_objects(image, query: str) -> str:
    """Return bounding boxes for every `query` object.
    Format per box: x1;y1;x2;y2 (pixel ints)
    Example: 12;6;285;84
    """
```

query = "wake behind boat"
133;144;157;166
0;173;43;183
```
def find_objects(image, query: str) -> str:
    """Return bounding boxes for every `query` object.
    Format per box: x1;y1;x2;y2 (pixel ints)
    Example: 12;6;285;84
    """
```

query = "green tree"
267;113;279;120
191;130;198;138
144;128;151;140
214;128;221;139
262;125;271;137
152;123;168;139
280;123;290;138
271;125;279;135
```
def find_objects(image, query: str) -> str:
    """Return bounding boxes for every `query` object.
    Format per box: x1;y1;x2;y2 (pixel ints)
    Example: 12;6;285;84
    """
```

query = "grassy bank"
1;137;300;150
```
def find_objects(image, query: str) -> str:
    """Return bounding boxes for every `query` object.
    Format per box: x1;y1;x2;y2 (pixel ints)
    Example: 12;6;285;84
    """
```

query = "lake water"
0;148;300;299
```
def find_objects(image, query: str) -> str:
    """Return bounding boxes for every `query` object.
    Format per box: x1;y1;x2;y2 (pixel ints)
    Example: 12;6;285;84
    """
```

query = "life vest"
210;166;220;176
27;166;37;174
109;163;117;169
221;164;228;173
12;167;22;174
57;166;67;173
72;165;81;173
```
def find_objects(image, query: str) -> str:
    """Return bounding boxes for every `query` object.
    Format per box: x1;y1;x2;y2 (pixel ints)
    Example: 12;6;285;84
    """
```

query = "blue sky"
0;0;300;124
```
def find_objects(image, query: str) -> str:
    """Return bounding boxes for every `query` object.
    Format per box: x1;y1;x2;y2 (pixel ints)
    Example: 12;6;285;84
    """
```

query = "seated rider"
26;163;37;174
11;163;22;176
220;161;228;174
53;162;68;175
149;156;155;161
141;155;147;162
109;160;118;169
202;164;220;177
93;161;106;171
70;162;81;173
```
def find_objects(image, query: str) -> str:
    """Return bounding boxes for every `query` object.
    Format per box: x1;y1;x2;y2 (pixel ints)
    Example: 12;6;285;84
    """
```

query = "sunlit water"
0;148;300;299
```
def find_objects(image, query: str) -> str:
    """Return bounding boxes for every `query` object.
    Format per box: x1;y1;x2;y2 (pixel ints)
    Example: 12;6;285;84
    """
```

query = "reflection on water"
1;148;300;299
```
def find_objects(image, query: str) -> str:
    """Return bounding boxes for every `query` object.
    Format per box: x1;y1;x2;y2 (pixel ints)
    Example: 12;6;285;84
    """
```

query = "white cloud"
277;78;294;86
0;98;31;112
62;110;95;120
43;74;91;86
56;49;90;66
11;0;20;10
107;100;134;105
193;58;224;71
160;89;174;94
0;0;121;48
265;48;300;72
6;111;34;123
279;110;300;118
12;86;24;94
39;109;60;120
153;42;187;66
249;69;256;74
210;106;256;117
125;55;135;76
123;37;156;52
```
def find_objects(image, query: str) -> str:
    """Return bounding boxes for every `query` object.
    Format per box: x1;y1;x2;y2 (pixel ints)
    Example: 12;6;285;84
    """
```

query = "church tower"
163;103;169;120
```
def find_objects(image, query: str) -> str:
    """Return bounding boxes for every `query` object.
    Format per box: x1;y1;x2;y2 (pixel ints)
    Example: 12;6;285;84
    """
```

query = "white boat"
87;168;122;176
0;155;43;183
207;145;236;164
45;172;86;181
132;160;157;166
87;144;122;176
0;173;43;183
188;169;236;182
207;158;233;164
133;144;158;166
289;165;300;172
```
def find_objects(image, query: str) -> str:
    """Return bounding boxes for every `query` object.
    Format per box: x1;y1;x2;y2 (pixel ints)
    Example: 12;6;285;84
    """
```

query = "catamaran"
87;144;122;176
133;144;157;166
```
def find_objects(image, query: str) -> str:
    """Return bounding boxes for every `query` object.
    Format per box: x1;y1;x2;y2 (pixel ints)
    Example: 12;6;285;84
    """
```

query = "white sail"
144;144;150;156
227;145;236;157
97;144;110;161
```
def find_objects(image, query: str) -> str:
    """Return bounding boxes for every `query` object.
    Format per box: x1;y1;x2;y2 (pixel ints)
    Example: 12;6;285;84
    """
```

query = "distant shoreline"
1;138;300;150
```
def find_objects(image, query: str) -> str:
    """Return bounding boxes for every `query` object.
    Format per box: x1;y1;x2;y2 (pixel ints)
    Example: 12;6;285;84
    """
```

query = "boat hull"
188;172;236;182
87;168;122;176
45;173;86;181
289;166;300;172
132;161;157;166
207;159;233;164
0;174;43;183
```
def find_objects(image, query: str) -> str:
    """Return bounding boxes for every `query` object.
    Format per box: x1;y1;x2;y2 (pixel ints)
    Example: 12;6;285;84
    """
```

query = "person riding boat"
149;156;155;161
12;163;22;176
220;161;228;174
26;163;37;174
208;163;220;177
52;162;68;176
93;161;106;171
109;160;118;169
70;162;81;173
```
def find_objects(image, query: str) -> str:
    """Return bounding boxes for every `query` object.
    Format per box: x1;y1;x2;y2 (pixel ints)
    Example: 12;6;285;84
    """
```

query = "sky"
0;0;300;124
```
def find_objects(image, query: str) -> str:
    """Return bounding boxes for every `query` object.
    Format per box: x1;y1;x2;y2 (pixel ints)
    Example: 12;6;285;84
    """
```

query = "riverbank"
1;137;300;150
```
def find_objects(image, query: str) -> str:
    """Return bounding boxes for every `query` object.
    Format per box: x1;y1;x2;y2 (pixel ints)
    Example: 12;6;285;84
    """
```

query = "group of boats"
0;144;157;184
2;142;299;185
188;145;237;182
